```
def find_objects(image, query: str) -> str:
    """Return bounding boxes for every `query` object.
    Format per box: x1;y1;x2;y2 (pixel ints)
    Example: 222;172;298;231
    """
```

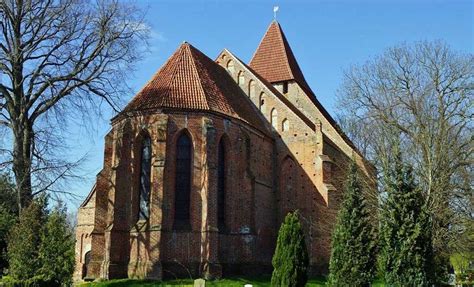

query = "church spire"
249;21;312;93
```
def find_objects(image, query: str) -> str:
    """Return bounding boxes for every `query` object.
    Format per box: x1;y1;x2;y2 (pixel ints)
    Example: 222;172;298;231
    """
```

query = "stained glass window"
138;136;151;220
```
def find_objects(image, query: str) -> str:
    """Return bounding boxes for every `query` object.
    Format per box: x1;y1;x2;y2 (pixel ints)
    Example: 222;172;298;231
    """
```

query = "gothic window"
238;71;245;86
217;138;226;230
138;135;151;220
82;251;91;278
174;132;192;228
271;108;278;129
84;251;91;266
282;118;289;131
226;60;235;75
259;92;266;114
248;80;255;98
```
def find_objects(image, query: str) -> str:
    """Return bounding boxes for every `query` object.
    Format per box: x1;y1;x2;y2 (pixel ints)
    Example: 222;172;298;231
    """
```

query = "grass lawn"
78;276;329;286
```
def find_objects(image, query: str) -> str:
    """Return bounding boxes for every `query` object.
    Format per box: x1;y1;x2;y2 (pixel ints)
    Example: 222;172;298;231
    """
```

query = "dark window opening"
282;81;288;94
82;251;91;279
174;133;192;229
138;136;152;220
217;139;226;231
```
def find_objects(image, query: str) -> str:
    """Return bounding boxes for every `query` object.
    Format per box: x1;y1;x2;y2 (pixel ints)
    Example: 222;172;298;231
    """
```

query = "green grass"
371;277;386;287
79;278;194;286
78;276;329;286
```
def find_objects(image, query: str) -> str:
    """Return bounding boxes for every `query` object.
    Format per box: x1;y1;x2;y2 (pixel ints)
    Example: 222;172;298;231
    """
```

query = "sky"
67;0;473;209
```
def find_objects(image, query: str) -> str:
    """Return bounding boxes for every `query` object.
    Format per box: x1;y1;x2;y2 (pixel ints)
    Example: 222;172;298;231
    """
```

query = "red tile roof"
250;21;360;152
249;21;311;92
121;42;268;133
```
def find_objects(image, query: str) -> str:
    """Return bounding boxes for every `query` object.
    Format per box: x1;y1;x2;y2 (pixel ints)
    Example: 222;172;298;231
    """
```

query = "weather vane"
273;6;279;20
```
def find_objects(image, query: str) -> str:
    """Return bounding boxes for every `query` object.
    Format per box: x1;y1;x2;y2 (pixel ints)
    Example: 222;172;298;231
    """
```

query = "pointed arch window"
271;108;278;129
174;132;192;229
248;80;255;99
259;92;266;114
282;118;289;131
238;71;245;86
138;136;152;220
217;138;226;231
226;60;235;75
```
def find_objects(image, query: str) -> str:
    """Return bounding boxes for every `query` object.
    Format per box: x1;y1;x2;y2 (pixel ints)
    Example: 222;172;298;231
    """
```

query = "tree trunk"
10;2;32;211
12;121;33;211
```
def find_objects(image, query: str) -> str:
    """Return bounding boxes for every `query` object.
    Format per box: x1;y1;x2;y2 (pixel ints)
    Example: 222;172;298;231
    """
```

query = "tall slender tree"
379;150;434;285
328;161;376;286
271;211;309;287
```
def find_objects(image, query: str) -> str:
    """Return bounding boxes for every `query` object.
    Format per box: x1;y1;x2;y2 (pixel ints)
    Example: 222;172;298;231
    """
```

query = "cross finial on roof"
273;6;279;20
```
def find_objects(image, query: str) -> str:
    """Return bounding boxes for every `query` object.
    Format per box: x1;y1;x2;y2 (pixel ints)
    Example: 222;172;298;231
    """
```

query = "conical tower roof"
122;42;267;132
249;21;311;92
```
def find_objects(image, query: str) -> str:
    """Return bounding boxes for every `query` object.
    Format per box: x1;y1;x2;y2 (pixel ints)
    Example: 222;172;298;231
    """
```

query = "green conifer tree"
38;203;75;286
271;211;309;287
328;161;376;286
7;198;47;279
379;151;434;286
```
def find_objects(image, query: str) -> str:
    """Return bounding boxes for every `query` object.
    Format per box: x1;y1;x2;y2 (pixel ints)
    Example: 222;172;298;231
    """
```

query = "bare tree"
337;41;473;258
0;0;149;210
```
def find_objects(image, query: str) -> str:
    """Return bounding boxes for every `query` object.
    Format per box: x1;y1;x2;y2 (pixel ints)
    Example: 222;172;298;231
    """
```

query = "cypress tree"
328;161;376;286
7;198;47;279
271;211;309;287
38;203;75;286
379;151;434;286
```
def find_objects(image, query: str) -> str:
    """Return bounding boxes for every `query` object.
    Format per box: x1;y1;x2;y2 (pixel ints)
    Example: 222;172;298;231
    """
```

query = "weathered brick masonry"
74;20;375;281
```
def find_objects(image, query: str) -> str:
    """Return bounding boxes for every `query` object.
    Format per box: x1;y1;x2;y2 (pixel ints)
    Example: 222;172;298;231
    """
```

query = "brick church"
74;20;374;281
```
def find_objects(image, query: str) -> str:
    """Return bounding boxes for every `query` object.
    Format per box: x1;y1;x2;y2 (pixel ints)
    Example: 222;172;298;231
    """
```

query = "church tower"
249;20;312;100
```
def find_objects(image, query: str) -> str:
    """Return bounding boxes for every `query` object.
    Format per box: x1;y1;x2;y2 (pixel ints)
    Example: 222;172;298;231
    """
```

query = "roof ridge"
126;47;178;108
249;22;273;64
275;22;295;81
184;43;210;110
166;45;188;103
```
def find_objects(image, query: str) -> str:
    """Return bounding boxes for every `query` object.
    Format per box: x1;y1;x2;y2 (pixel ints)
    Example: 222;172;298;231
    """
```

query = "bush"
0;173;18;275
7;200;46;280
1;275;59;287
271;211;309;287
38;203;75;286
6;198;74;286
0;207;16;275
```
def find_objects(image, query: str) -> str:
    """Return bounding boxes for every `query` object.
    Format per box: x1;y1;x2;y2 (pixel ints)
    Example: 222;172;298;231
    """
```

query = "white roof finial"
273;6;279;20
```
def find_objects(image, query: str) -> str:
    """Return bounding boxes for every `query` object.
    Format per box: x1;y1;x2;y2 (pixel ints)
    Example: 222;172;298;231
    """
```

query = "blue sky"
67;0;473;208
